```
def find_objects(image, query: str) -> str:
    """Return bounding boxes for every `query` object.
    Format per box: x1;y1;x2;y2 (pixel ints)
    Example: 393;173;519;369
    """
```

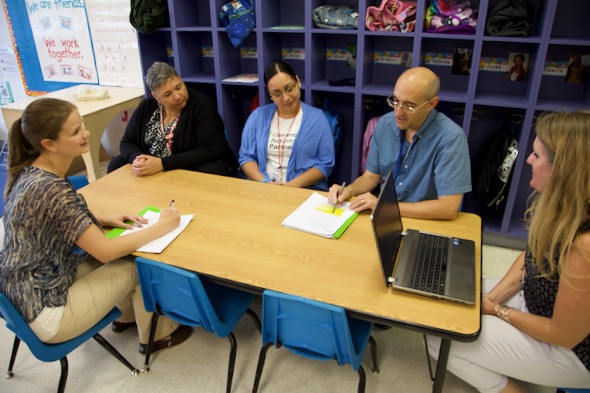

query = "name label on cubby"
373;51;411;65
240;47;257;59
282;48;305;60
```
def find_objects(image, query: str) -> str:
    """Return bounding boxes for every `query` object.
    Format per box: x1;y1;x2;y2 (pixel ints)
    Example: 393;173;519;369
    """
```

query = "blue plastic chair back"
0;292;121;362
135;257;255;338
261;290;373;371
67;175;89;190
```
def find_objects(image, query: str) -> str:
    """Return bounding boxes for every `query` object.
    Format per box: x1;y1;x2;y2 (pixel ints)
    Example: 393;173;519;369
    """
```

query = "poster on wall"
25;0;97;83
85;0;142;87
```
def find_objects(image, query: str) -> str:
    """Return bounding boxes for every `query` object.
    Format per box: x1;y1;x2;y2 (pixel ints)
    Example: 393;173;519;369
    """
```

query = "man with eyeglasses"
328;67;471;220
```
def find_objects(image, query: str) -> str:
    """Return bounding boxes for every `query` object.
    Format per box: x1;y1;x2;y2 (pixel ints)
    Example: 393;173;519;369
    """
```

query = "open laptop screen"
370;172;403;286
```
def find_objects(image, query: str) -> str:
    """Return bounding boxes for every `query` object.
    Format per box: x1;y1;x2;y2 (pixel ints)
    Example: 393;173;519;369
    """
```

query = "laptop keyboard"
409;234;449;295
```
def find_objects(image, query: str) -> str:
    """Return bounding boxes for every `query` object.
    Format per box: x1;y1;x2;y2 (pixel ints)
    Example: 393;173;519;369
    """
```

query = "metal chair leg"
252;343;273;393
368;336;379;373
6;336;20;379
92;334;139;375
57;357;68;393
142;313;159;373
357;365;366;393
226;333;237;393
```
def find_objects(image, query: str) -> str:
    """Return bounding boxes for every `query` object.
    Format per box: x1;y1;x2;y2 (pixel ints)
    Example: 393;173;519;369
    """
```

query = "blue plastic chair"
252;290;379;393
67;175;89;190
558;389;590;393
135;257;261;393
0;293;138;393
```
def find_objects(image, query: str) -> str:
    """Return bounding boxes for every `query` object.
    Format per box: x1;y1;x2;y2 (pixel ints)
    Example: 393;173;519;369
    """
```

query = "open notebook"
106;206;193;253
281;192;358;239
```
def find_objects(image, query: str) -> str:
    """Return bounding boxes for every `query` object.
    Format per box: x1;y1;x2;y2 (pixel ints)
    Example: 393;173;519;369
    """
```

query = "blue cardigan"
239;102;335;191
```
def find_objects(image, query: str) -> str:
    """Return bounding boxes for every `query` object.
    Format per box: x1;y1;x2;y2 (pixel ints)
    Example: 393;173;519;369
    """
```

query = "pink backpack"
360;116;382;174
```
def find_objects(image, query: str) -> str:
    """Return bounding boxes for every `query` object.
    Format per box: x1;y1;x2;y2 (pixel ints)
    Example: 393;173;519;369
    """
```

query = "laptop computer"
370;171;477;304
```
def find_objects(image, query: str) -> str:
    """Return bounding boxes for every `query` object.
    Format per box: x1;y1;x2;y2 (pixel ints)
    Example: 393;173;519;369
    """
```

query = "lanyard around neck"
160;106;179;154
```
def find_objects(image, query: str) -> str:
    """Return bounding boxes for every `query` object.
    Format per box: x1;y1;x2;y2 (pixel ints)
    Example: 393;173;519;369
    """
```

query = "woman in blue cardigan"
239;62;335;191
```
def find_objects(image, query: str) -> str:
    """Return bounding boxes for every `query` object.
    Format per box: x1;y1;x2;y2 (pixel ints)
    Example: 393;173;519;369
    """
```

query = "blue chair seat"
0;293;138;393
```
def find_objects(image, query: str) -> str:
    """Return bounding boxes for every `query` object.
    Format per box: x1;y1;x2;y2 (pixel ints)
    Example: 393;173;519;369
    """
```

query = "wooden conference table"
1;85;144;182
79;167;482;393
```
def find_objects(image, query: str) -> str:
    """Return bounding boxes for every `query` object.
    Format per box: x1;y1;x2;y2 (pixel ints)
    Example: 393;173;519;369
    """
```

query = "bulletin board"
2;0;142;95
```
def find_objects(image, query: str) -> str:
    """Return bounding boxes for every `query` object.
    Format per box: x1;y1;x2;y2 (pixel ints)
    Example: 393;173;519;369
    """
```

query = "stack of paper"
281;192;358;239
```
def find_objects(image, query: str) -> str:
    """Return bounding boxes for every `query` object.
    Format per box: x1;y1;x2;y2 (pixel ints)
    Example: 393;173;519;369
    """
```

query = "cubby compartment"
550;0;590;41
259;0;306;30
419;37;474;103
422;0;480;35
137;31;174;77
536;44;590;111
216;32;258;81
462;106;526;238
475;41;540;107
261;32;306;84
175;32;215;83
310;0;361;31
485;0;544;39
220;85;259;157
171;0;212;28
310;33;359;92
362;35;413;96
311;90;356;184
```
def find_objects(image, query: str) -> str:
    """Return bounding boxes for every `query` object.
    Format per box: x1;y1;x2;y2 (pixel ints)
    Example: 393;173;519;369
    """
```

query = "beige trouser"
47;257;178;345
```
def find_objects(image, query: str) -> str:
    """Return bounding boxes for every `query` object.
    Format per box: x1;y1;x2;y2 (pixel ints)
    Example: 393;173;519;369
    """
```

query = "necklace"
160;106;180;155
274;105;300;182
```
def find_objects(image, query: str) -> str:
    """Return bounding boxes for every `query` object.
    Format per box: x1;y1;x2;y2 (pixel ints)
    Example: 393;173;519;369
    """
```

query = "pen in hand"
169;200;175;209
331;182;346;213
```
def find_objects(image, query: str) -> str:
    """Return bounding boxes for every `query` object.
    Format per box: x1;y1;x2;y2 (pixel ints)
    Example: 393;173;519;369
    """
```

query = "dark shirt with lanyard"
144;105;179;157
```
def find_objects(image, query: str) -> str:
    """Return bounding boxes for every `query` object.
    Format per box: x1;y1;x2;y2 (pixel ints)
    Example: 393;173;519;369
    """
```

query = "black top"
118;87;237;172
523;221;590;371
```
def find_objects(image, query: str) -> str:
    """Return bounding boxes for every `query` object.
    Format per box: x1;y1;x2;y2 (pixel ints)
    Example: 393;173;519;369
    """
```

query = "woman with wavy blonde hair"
427;111;590;392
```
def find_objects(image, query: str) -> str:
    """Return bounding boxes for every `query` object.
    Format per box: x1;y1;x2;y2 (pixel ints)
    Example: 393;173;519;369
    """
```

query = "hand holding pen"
158;199;180;230
328;182;346;213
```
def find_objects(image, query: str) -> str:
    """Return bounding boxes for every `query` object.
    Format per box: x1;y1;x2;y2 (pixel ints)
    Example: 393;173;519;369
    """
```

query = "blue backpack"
322;99;344;154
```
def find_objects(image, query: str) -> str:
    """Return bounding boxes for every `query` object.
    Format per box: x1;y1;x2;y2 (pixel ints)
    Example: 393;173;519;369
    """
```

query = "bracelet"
494;304;511;324
260;178;269;183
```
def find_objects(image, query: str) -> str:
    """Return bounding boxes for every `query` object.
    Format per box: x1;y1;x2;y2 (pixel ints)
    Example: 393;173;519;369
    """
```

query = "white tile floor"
0;244;560;393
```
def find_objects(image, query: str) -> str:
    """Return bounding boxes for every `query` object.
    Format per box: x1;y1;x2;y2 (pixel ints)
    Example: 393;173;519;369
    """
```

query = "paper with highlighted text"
281;192;358;239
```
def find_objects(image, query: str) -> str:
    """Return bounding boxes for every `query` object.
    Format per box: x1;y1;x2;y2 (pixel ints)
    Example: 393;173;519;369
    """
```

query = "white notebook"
281;192;358;239
119;210;193;253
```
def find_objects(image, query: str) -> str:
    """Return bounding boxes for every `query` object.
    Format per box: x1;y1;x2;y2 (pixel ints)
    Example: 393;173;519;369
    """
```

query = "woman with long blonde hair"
428;111;590;392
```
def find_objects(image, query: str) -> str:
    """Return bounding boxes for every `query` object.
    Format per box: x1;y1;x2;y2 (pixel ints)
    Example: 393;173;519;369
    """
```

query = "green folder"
105;206;160;239
332;212;359;239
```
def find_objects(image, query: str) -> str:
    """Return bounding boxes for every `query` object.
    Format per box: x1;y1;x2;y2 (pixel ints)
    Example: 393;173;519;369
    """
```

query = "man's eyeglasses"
269;81;298;99
386;96;430;114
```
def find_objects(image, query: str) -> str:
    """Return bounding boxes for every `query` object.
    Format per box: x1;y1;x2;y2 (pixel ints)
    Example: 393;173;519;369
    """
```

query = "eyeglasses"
386;96;430;114
269;81;298;99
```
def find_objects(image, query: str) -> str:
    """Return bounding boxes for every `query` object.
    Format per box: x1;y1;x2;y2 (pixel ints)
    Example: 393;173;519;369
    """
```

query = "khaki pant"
47;258;178;345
